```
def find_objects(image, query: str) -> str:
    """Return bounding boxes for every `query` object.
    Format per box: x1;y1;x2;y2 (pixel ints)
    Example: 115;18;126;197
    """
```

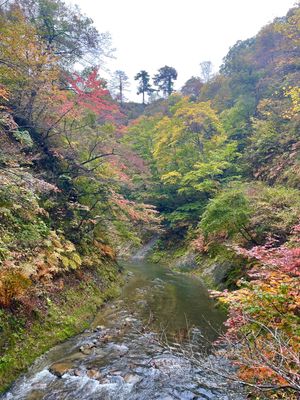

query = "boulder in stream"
124;373;141;385
86;368;102;380
49;362;73;378
79;343;96;355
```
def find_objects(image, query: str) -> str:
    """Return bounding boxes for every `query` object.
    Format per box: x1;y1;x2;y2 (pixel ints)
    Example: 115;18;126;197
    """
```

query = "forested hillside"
0;0;159;391
124;5;300;397
0;0;299;398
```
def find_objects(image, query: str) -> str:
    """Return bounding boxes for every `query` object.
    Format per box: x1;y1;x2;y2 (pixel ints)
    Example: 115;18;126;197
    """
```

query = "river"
1;260;245;400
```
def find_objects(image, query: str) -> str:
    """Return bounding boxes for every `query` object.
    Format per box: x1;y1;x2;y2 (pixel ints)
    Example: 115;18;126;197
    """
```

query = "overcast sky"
67;0;296;101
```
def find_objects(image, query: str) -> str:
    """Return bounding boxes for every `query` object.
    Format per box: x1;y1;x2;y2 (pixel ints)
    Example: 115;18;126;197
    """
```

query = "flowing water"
1;260;244;400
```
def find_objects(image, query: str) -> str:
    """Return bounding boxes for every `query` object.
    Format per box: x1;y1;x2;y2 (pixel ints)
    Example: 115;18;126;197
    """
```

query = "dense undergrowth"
123;5;300;397
0;0;299;397
0;0;159;392
0;263;120;393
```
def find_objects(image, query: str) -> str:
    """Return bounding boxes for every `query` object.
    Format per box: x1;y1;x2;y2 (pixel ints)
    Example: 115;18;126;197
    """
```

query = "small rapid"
131;237;159;261
1;259;245;400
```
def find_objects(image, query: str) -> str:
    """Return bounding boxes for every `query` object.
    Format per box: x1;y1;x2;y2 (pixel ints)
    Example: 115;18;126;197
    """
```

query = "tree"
134;70;153;104
111;70;130;105
0;9;61;123
8;0;114;67
200;188;251;240
125;97;239;227
199;61;213;83
153;66;177;97
181;76;203;98
0;9;118;135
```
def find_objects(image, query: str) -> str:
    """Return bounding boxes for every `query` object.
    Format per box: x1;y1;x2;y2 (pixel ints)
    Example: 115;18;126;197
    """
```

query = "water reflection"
119;261;227;342
1;262;243;400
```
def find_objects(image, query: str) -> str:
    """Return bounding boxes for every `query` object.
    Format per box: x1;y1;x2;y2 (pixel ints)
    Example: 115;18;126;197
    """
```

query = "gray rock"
110;344;129;354
73;369;84;377
124;373;141;385
110;375;124;384
196;387;215;399
79;344;95;355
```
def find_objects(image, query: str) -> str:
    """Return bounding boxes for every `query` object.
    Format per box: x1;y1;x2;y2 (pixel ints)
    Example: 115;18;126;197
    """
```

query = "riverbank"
0;261;121;394
0;112;130;394
146;238;244;290
2;260;245;400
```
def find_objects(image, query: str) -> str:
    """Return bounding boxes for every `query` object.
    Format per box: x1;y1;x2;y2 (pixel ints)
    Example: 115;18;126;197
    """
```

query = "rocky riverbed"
2;261;245;400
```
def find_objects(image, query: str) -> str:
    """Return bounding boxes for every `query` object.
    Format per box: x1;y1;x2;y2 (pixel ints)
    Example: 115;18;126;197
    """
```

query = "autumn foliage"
0;0;160;316
0;270;31;309
123;4;300;397
0;0;300;397
215;226;300;395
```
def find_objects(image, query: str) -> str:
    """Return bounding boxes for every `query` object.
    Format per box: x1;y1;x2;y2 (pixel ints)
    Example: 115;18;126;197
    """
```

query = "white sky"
68;0;296;101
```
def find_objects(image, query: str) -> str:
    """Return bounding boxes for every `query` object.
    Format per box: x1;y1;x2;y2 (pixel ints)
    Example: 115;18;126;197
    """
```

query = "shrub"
0;270;31;308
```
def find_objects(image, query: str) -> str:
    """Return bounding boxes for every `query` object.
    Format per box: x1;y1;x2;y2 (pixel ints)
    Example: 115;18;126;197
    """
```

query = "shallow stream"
2;261;244;400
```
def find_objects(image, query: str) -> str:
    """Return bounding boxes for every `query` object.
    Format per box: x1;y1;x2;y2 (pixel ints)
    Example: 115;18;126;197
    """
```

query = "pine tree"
153;66;177;97
134;70;153;104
